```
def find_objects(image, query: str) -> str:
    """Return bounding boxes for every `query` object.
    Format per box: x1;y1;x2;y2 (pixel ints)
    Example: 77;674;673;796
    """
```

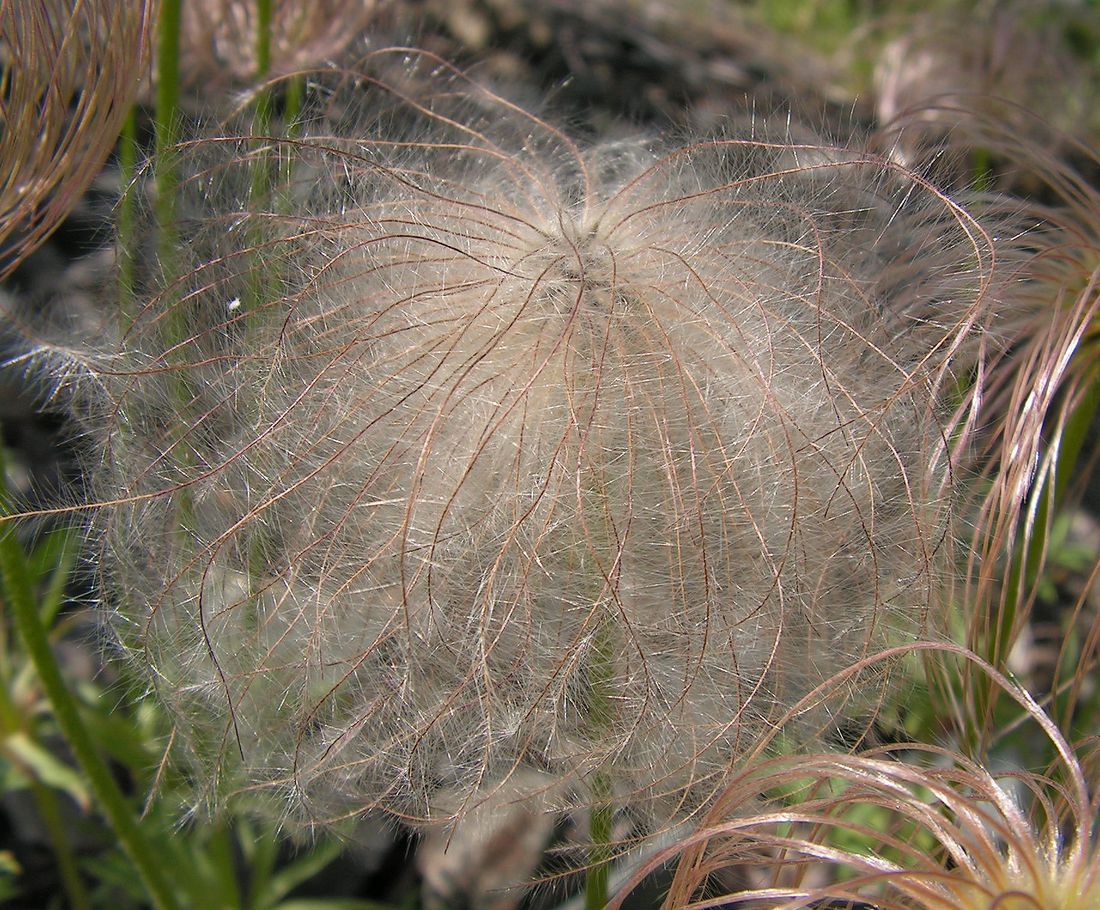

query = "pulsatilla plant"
0;0;154;279
639;655;1100;910
73;49;1000;833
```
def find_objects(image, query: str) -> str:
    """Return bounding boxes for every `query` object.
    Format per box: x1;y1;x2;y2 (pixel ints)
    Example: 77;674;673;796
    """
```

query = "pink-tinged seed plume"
0;0;155;279
82;50;1000;832
634;652;1100;910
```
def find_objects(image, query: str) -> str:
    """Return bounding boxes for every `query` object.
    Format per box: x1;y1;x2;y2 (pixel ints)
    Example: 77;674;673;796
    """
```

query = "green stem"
971;147;993;193
252;0;274;144
154;0;181;280
278;74;303;213
585;773;613;910
28;777;93;910
0;477;183;910
284;73;303;130
0;590;90;910
584;620;616;910
117;107;138;322
256;0;273;80
245;0;277;315
0;535;183;910
151;0;197;505
207;822;242;908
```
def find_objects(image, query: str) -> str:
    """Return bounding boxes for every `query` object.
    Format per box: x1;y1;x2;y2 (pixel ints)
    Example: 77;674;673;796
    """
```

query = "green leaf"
75;690;159;778
175;823;244;910
253;837;345;909
36;527;79;627
4;731;90;810
81;848;156;907
238;819;279;909
0;847;21;902
0;849;21;876
0;453;185;910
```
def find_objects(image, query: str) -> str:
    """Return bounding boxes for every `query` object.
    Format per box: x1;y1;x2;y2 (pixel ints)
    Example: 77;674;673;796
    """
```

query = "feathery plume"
873;2;1099;165
873;106;1100;737
174;0;378;91
0;0;154;279
640;651;1100;910
77;48;1000;833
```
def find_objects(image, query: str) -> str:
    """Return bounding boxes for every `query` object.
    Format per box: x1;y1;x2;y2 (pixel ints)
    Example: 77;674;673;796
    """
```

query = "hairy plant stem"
586;771;614;910
117;107;138;321
0;464;183;910
0;666;90;910
154;0;181;286
251;0;275;198
245;0;281;316
27;777;92;910
282;74;303;187
150;0;198;527
576;464;619;908
256;0;273;78
584;619;617;910
0;522;90;910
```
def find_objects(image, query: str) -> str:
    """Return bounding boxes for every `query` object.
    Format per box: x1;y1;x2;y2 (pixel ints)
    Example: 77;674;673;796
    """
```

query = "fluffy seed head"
646;656;1100;910
174;0;378;91
0;0;154;279
84;50;996;830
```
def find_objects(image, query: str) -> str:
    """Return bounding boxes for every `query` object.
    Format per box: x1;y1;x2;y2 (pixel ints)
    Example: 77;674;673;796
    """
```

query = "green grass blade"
0;454;184;910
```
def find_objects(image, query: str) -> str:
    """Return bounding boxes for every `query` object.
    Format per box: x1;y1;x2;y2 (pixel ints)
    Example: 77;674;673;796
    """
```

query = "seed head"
0;0;154;279
647;655;1100;910
85;50;997;831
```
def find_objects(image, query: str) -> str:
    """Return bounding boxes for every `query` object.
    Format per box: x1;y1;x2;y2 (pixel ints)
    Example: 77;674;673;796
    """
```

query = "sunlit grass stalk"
970;307;1100;745
1004;365;1100;728
0;463;183;910
913;109;1100;747
1016;368;1100;600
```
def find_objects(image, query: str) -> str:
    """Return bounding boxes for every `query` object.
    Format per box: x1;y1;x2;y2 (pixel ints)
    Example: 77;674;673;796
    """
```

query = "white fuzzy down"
87;51;995;832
